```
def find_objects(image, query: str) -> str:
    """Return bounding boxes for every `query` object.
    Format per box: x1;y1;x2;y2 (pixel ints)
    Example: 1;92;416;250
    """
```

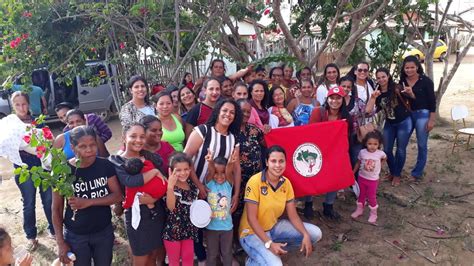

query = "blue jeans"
14;174;54;239
384;116;412;177
64;224;114;266
410;109;430;178
304;192;337;204
240;219;322;266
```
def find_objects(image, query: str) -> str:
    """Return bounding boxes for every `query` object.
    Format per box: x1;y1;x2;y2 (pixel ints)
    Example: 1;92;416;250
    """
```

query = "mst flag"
264;120;354;197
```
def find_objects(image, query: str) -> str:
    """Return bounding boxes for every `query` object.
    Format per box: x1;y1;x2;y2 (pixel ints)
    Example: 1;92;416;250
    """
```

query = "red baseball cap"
327;86;346;97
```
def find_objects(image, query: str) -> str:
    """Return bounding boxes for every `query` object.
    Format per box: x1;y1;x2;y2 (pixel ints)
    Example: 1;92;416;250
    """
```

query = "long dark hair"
0;227;10;249
375;68;398;107
296;66;311;82
347;61;370;82
323;95;352;135
269;66;283;79
152;91;172;105
209;59;226;77
339;76;357;97
321;63;340;88
139;115;161;131
181;72;192;86
400;55;424;83
248;79;269;108
169;152;193;170
177;85;197;114
268;86;286;107
122;121;164;173
127;75;151;105
206;99;243;136
339;76;356;111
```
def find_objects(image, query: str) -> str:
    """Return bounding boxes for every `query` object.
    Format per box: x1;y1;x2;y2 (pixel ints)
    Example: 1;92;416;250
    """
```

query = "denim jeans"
383;116;412;177
64;223;114;266
14;174;54;239
410;109;430;178
350;136;363;181
304;192;337;204
240;219;322;266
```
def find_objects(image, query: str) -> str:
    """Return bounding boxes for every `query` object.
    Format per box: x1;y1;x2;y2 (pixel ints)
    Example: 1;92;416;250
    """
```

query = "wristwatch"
264;240;273;249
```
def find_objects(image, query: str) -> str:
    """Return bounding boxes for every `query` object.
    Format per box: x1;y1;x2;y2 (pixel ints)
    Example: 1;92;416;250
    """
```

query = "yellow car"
402;40;448;61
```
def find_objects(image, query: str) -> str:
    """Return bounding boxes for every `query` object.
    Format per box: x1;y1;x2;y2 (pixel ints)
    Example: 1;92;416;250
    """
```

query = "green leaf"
19;171;28;184
33;177;41;188
14;167;22;175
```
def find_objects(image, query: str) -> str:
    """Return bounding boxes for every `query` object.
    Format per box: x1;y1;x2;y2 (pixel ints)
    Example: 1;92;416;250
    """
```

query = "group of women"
7;55;435;266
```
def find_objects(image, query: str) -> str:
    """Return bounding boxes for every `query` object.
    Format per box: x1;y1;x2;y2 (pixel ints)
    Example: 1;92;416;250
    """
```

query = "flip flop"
391;176;401;187
26;239;38;251
384;174;394;182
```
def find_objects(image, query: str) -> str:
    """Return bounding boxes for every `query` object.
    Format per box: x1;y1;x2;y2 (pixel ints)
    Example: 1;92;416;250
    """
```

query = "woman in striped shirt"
183;98;243;264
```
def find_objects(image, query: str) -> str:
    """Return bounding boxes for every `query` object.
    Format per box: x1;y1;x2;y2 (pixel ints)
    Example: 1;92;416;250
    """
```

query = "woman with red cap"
305;86;353;220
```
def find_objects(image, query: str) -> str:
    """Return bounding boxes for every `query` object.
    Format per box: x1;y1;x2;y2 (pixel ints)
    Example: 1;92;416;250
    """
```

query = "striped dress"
193;124;236;182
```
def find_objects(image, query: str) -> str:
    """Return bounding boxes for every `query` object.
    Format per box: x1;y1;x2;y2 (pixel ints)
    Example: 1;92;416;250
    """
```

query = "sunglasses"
357;69;369;73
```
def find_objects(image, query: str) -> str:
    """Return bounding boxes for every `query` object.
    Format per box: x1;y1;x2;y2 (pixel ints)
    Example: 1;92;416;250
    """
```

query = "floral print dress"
162;179;198;241
235;124;264;215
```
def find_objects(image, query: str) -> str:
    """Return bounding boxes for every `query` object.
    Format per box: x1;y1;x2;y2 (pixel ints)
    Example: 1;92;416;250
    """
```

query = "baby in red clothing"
123;158;167;219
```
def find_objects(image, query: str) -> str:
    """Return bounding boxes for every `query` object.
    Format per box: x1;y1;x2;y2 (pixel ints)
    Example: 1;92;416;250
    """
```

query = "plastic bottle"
51;252;76;266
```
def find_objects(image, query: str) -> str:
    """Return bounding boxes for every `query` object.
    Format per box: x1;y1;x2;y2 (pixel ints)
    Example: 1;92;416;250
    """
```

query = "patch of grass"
37;220;48;235
430;133;444;140
422;187;444;209
330;240;343;251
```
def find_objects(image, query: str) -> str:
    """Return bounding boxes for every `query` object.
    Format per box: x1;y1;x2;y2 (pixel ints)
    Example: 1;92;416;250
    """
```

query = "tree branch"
436;34;472;103
169;7;222;82
50;42;87;74
458;7;473;16
405;11;428;48
334;0;390;66
337;1;378;19
174;0;181;64
222;15;255;62
248;17;266;58
272;0;305;62
308;2;342;68
426;0;453;79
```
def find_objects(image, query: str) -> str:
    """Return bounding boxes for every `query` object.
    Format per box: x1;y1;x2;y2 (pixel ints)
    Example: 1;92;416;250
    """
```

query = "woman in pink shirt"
232;82;264;130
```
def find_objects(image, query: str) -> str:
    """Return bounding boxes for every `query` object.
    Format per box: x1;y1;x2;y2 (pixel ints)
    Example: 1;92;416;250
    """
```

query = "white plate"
190;200;212;228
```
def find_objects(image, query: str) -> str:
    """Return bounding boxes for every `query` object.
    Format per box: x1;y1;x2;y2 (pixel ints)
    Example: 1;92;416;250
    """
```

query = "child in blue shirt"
205;148;238;266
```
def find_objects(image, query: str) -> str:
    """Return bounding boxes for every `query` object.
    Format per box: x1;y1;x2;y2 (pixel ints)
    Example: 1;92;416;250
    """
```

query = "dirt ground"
1;50;473;265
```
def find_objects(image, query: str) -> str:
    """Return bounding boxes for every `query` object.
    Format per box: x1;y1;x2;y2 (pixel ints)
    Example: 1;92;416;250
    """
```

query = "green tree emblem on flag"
296;150;318;173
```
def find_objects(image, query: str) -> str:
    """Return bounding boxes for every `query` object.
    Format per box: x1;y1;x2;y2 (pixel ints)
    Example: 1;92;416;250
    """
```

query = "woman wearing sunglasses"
349;62;376;104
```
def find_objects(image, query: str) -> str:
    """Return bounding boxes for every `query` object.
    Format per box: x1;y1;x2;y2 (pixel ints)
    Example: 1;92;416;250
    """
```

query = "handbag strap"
395;88;412;112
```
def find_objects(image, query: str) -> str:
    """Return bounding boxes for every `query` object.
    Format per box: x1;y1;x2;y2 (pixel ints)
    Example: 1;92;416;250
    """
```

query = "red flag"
264;120;354;197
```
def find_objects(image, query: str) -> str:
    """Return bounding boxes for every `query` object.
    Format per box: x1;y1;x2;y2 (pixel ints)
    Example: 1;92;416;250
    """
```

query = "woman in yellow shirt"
239;145;322;265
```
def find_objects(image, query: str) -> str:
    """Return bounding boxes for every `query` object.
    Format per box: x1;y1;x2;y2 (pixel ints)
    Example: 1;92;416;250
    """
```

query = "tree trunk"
435;35;472;119
272;0;305;63
334;0;389;66
174;0;181;83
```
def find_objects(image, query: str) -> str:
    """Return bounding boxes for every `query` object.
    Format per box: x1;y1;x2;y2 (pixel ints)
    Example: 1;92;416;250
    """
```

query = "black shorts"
125;201;165;256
